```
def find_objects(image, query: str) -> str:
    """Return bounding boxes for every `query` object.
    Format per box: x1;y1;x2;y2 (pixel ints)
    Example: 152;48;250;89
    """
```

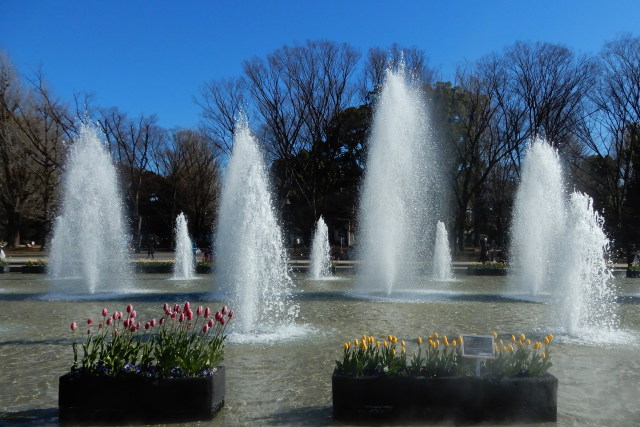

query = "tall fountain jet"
357;64;444;294
432;221;453;281
49;124;131;293
309;216;332;279
510;138;617;335
173;212;195;280
215;117;298;333
510;139;566;296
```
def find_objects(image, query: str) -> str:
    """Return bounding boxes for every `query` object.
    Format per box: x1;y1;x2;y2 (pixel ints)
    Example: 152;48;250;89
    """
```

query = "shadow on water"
0;408;58;427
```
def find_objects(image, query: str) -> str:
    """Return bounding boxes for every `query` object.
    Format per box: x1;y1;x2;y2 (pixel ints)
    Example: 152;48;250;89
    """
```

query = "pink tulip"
130;310;136;319
150;319;156;327
102;308;108;317
163;303;169;312
136;322;141;330
174;304;180;313
117;312;123;320
215;311;222;321
186;310;193;321
184;301;190;311
219;317;225;325
126;304;133;313
70;322;77;331
179;313;185;323
160;318;165;325
145;322;150;330
123;319;130;327
202;324;209;333
129;325;136;332
204;307;211;318
228;310;234;319
208;319;214;328
196;306;203;316
87;318;93;325
107;318;113;326
221;306;228;315
171;312;177;320
112;312;117;320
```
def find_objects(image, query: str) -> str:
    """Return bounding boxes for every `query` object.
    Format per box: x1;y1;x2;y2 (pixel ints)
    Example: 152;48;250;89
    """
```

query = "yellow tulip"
376;341;380;348
443;336;449;345
525;338;531;346
542;352;546;359
360;340;367;350
354;339;359;346
492;331;497;339
368;336;374;344
502;346;507;352
543;337;549;345
387;334;392;342
510;335;516;342
401;340;405;347
434;332;439;339
401;347;406;354
391;348;396;356
383;341;388;348
547;333;553;342
518;340;523;347
435;339;440;347
508;344;514;352
499;339;504;346
392;336;398;344
452;340;457;347
344;342;350;350
444;341;449;348
417;336;423;344
519;333;525;341
458;336;463;344
362;335;367;342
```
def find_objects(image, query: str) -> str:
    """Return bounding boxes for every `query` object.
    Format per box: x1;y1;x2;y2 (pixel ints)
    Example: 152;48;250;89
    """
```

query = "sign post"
461;335;495;376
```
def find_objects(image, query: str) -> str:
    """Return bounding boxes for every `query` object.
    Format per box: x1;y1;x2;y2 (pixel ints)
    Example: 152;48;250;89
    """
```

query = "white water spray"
357;66;443;294
49;124;131;293
432;221;453;281
309;216;332;279
173;212;195;280
215;118;299;333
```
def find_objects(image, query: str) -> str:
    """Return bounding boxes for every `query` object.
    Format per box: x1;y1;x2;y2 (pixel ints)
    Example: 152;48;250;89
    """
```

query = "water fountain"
215;117;299;335
173;212;195;280
510;139;566;296
356;65;444;294
432;221;453;281
48;124;131;293
554;191;618;334
510;139;618;335
309;216;332;279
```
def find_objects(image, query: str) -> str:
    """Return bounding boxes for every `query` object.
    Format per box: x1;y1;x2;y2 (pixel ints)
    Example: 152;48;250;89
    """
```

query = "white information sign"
461;335;495;359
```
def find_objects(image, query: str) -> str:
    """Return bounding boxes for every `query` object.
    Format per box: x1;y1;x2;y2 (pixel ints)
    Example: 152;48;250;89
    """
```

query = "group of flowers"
469;262;508;269
336;331;552;378
70;301;233;378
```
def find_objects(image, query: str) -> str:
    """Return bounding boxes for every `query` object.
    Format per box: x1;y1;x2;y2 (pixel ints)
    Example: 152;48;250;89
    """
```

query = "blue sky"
2;0;638;130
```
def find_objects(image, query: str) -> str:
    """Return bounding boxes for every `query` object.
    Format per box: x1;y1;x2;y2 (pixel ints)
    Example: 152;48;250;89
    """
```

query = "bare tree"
98;109;165;249
579;34;640;244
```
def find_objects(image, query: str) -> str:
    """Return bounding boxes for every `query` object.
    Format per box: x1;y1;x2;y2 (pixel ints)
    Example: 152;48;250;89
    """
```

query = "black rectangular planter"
59;366;225;423
627;269;640;278
466;267;508;276
21;265;46;273
0;265;9;273
332;372;557;422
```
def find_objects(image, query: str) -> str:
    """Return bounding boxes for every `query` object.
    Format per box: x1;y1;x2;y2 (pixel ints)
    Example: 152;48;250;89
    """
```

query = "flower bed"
60;302;233;423
135;259;174;273
628;265;640;278
333;332;556;422
467;262;508;276
196;261;214;274
22;259;47;273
